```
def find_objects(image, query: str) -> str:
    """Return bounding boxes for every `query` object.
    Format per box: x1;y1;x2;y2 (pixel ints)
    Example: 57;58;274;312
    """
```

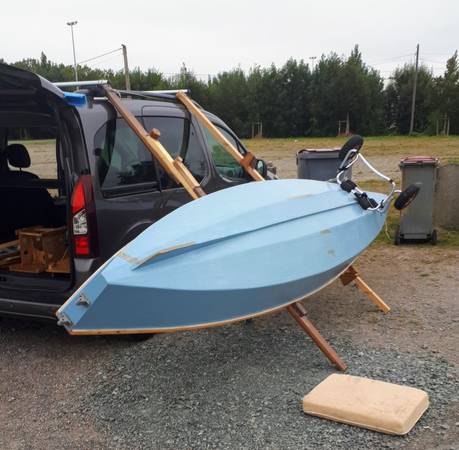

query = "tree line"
3;46;459;137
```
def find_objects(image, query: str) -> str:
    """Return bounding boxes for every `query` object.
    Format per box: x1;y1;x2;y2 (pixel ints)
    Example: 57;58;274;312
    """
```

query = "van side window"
94;119;158;192
142;116;207;183
202;126;246;180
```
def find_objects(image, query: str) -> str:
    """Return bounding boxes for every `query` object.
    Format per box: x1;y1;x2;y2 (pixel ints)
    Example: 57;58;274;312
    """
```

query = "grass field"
17;135;459;246
21;135;459;181
242;135;459;181
242;135;459;246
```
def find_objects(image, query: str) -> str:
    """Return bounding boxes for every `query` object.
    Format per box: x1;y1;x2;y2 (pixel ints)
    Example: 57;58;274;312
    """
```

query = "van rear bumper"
0;297;59;320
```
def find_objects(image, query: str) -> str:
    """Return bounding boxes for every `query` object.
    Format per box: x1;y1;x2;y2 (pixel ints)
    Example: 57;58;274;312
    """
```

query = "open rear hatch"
0;63;74;293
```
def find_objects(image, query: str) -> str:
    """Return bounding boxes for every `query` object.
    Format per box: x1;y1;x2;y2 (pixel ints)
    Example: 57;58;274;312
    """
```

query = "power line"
73;49;453;81
84;54;123;68
422;52;456;56
366;53;415;65
78;47;122;65
420;58;447;65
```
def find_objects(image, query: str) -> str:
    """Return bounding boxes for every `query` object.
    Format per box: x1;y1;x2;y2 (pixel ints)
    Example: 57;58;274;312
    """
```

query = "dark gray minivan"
0;63;271;321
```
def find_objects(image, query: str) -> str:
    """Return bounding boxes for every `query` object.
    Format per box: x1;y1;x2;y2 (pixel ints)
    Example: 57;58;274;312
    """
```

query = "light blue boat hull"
57;179;387;334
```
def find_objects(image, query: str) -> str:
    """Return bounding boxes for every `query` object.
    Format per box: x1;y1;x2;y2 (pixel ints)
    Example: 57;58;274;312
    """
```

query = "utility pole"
122;44;131;91
67;21;78;82
409;44;419;134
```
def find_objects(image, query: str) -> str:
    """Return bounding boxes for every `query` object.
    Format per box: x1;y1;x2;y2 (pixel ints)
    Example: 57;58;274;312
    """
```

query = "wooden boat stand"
103;86;390;371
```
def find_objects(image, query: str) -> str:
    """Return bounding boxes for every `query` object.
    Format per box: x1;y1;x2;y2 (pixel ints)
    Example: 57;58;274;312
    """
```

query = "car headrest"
6;144;31;168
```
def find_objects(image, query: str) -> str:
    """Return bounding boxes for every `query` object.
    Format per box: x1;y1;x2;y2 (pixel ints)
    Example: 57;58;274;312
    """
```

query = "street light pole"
67;20;78;82
309;56;317;72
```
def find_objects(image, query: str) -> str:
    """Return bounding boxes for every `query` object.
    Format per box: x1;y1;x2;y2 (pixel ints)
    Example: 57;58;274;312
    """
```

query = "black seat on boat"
0;144;55;243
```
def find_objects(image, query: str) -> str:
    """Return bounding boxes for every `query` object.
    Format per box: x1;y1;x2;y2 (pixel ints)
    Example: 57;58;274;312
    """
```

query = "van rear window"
94;119;158;191
94;116;207;194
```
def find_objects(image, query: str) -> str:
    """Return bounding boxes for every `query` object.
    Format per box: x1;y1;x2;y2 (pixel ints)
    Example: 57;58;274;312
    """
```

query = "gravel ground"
76;328;458;450
1;246;458;450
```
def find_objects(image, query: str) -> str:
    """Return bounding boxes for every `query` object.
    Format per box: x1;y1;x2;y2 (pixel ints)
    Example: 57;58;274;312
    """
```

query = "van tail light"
71;175;99;257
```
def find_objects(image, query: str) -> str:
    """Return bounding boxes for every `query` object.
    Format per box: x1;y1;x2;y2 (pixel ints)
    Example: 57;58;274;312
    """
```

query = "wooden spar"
287;302;347;371
102;86;346;370
340;266;390;313
176;91;265;181
103;86;201;200
354;276;390;314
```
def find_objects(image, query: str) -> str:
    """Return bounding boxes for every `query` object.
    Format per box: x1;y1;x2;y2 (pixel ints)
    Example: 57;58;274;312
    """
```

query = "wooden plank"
103;86;202;200
340;265;390;313
0;255;20;268
172;157;206;198
176;91;265;182
287;302;347;371
354;276;391;314
0;239;19;267
0;240;19;251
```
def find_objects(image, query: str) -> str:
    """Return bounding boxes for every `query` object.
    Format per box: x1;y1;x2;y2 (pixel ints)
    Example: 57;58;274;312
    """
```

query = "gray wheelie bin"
396;156;439;244
297;148;352;181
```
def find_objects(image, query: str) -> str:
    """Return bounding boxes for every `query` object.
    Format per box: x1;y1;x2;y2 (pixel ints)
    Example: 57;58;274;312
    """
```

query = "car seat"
5;144;39;179
0;144;56;243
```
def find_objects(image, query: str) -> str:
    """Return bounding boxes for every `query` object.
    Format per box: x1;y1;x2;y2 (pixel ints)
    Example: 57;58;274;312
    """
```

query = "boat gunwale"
63;260;355;335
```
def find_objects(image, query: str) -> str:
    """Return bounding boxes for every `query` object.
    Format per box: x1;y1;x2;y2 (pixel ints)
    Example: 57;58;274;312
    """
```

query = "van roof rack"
141;89;190;95
53;81;191;103
53;81;189;96
53;80;109;88
116;89;190;101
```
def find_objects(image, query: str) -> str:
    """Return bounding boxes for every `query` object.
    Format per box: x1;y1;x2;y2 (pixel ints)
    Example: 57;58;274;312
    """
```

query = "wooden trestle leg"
340;265;390;313
286;302;347;371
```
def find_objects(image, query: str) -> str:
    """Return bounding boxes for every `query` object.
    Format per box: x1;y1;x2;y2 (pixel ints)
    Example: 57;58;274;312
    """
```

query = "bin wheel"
394;184;420;210
430;229;438;245
394;225;402;245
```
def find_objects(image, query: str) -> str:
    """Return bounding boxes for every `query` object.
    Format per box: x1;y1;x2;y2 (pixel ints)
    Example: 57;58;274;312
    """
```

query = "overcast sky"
2;0;458;79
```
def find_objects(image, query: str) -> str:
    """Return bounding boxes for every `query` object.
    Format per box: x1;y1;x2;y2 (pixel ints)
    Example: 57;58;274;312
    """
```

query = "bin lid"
297;148;341;159
400;156;439;166
298;148;340;153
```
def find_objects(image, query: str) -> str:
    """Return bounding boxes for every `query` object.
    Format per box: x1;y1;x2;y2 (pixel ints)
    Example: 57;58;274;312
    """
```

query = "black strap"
354;192;378;210
340;179;357;193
